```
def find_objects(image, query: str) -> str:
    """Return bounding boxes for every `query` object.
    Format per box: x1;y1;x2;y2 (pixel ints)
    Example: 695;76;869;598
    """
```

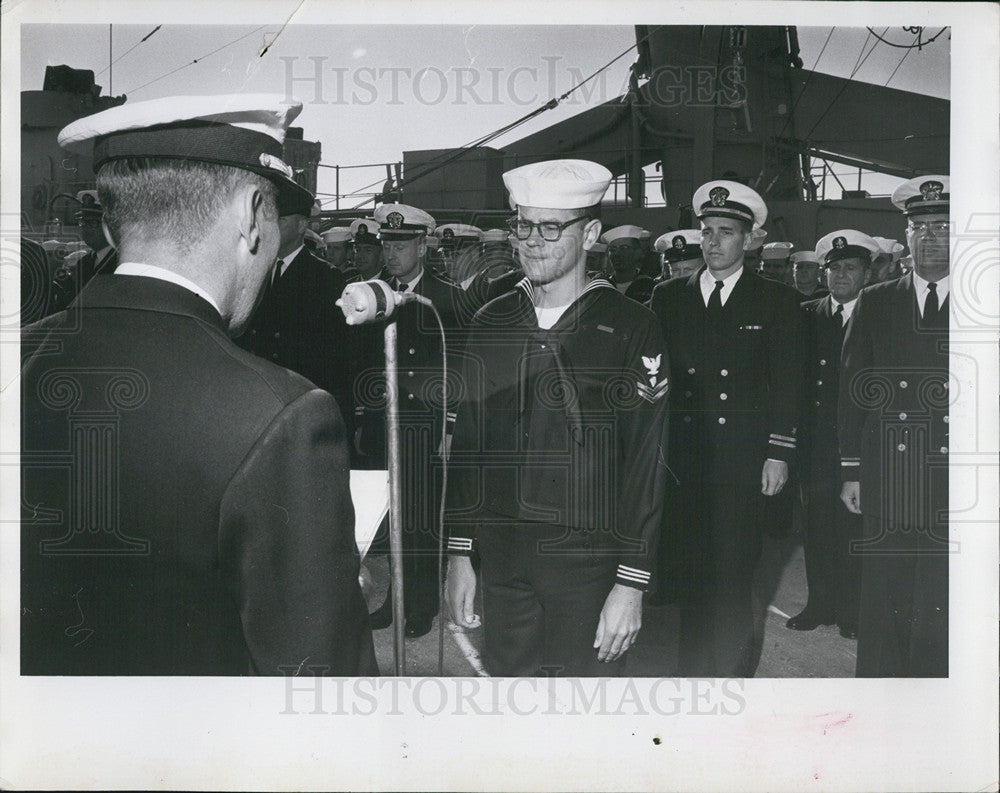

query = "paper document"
350;469;389;558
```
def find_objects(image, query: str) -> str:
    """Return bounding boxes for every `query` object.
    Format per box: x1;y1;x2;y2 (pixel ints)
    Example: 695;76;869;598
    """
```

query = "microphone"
336;279;420;325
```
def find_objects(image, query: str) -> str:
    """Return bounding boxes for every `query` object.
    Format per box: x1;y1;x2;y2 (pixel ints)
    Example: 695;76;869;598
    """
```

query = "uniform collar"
114;262;222;315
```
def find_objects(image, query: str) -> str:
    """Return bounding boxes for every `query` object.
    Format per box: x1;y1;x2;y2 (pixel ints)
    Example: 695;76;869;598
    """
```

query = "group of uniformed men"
20;92;949;680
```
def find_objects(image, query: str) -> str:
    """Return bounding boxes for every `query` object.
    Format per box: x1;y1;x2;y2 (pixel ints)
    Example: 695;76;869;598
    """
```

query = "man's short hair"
98;158;277;251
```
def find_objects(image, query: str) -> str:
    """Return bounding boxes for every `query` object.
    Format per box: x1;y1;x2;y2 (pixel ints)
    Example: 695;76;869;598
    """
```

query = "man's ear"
582;218;603;250
239;186;265;255
101;218;117;249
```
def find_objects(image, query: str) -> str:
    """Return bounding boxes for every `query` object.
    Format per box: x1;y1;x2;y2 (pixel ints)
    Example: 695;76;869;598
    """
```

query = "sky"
20;22;951;205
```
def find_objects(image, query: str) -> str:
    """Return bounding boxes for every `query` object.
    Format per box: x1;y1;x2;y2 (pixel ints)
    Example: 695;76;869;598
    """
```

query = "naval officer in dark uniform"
237;188;356;436
839;175;951;677
20;93;375;676
355;203;465;638
649;180;803;677
789;229;880;639
446;159;670;676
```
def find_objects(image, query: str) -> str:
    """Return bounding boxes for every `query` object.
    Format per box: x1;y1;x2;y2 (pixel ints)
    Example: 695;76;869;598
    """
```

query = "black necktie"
707;279;724;316
834;303;844;325
924;282;938;324
272;259;284;289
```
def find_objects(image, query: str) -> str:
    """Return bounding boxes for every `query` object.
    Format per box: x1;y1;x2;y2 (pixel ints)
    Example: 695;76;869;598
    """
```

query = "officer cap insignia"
709;186;730;207
920;180;943;201
833;236;847;249
442;228;455;239
673;235;685;249
357;223;368;235
387;211;404;229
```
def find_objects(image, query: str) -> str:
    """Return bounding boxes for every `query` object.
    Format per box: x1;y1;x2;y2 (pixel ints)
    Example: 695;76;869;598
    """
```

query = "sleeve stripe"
769;439;796;448
770;433;797;442
616;566;651;583
447;537;473;552
841;460;861;467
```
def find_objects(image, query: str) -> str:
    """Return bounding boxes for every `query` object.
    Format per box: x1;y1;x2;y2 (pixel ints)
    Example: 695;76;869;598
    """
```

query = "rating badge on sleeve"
637;353;669;403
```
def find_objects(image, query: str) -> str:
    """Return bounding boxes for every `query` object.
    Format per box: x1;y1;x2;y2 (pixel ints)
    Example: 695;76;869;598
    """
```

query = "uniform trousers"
477;523;623;677
802;474;863;626
677;482;763;678
856;516;948;677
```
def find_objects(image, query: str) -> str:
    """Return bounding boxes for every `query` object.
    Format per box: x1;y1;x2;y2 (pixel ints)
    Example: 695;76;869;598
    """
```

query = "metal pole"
109;24;113;95
384;320;406;675
335;166;340;211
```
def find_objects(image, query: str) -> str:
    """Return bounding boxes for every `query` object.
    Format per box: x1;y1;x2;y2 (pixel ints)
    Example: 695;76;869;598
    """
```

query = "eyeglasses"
908;220;951;233
506;215;591;242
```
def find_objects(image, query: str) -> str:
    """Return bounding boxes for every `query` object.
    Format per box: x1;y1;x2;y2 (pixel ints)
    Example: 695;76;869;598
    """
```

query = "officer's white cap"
692;180;767;229
374;203;436;239
600;225;646;245
438;223;483;241
891;175;949;216
815;229;881;264
761;241;794;261
57;93;313;215
503;159;612;210
655;229;702;261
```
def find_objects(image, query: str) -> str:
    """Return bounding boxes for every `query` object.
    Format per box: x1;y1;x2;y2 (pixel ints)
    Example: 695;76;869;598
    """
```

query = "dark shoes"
368;596;393;630
838;623;858;640
785;608;836;631
404;612;435;639
368;596;436;638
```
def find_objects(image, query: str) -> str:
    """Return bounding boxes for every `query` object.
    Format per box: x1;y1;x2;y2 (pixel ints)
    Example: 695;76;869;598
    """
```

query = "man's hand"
841;481;862;514
445;556;480;628
593;584;642;663
761;458;789;496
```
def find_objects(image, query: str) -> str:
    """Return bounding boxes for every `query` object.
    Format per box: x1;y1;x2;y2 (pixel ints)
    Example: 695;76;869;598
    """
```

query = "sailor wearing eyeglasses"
648;179;803;677
445;159;670;676
838;175;951;678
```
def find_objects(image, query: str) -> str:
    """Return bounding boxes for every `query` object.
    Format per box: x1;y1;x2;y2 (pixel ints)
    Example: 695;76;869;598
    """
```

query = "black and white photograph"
1;1;997;790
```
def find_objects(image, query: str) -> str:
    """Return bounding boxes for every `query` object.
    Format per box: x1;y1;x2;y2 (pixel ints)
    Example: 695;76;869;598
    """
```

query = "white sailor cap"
746;228;767;251
761;241;794;261
322;227;352;244
350;218;380;243
438;223;483;243
58;93;314;216
75;189;103;219
503;159;612;210
891;175;949;216
588;242;608;254
482;228;509;244
790;251;820;266
374;203;436;239
871;236;905;260
655;229;702;261
692;180;767;229
815;229;880;264
600;225;646;245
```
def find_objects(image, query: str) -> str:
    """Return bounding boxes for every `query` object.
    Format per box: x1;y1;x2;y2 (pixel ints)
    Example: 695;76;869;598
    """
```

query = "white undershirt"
535;303;571;329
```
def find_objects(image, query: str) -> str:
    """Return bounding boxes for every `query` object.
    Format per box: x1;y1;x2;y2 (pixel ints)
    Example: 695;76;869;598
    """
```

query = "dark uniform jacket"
238;246;356;430
650;267;802;486
838;273;949;535
800;294;849;480
21;276;376;676
446;278;670;591
353;268;466;464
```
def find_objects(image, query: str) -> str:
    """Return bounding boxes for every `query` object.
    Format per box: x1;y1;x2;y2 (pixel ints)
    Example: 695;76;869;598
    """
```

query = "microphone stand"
384;319;406;676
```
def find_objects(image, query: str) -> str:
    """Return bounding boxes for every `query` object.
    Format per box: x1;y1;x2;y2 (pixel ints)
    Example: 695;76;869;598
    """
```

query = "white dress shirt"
912;271;949;317
114;262;221;315
699;266;744;307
